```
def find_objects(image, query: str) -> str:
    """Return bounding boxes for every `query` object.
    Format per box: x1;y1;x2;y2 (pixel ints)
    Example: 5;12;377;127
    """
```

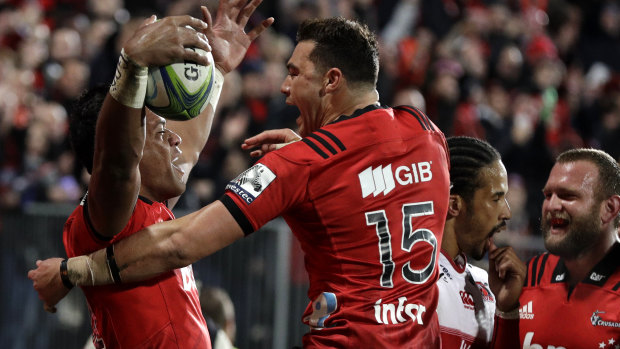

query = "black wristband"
60;258;74;289
106;245;122;284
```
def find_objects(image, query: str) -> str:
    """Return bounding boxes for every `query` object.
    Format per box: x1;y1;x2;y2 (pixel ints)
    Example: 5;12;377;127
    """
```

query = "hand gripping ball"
145;48;215;121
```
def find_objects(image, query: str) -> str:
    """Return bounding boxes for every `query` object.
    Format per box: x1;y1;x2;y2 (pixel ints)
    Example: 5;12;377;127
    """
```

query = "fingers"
243;129;298;148
201;6;213;30
490;246;525;280
217;0;244;22
237;0;262;27
139;15;158;29
175;15;209;32
247;17;275;42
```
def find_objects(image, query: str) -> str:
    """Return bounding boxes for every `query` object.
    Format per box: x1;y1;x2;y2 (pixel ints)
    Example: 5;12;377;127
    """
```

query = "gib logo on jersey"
358;161;433;198
227;164;276;204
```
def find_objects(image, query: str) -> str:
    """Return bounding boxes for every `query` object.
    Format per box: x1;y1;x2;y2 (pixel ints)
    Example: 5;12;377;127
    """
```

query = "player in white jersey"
436;136;525;349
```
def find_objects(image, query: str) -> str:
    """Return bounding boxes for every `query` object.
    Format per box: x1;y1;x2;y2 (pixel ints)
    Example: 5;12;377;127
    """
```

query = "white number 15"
365;201;437;288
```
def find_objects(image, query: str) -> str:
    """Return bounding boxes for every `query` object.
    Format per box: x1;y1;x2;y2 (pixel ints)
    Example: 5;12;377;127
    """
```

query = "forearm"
67;201;244;285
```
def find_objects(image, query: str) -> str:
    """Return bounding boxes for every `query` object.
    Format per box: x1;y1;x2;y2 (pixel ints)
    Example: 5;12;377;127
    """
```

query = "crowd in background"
1;0;620;243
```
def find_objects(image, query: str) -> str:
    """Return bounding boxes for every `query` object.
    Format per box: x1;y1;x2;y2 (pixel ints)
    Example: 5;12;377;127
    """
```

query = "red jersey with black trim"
519;242;620;349
64;195;209;349
220;105;450;348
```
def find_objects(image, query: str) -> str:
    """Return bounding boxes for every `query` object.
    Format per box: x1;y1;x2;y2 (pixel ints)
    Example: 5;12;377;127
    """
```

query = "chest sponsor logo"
358;161;433;199
373;297;426;325
459;290;475;310
226;164;276;204
591;310;620;328
520;300;535;320
522;332;566;349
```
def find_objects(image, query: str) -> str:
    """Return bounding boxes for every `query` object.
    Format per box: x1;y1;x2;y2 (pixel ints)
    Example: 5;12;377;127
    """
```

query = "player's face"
458;160;511;260
281;41;326;137
541;161;603;259
139;110;185;201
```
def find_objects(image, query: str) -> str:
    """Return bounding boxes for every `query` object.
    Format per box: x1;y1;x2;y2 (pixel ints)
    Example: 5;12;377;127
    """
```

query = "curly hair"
68;84;108;174
447;136;501;203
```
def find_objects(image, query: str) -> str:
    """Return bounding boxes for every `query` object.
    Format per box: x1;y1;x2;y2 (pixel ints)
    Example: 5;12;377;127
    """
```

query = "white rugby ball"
145;48;215;121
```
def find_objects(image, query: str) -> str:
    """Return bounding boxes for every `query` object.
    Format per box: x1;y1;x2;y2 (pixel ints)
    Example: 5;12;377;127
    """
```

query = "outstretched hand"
487;239;526;312
27;258;70;313
241;128;301;157
201;0;274;74
123;15;212;67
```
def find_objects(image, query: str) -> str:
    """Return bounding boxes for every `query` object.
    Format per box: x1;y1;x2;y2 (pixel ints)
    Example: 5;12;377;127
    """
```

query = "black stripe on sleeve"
394;106;428;131
219;195;255;236
301;138;329;159
406;106;435;131
536;253;549;286
316;129;346;151
613;281;620;291
308;133;337;155
530;255;541;287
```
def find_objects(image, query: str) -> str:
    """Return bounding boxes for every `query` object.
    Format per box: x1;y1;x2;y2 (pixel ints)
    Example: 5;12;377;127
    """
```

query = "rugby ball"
145;48;215;121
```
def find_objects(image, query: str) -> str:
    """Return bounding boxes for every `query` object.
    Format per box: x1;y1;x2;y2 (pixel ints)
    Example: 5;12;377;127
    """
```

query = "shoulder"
467;263;490;283
523;252;558;287
272;127;348;164
392;105;440;133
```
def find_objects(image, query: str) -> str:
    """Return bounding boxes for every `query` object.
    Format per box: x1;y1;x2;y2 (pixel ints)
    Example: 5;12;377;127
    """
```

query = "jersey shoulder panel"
467;263;490;284
523;252;555;287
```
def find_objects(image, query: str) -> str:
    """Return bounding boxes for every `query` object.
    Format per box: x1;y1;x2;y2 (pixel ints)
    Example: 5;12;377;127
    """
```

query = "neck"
563;232;617;286
322;88;379;126
441;218;460;259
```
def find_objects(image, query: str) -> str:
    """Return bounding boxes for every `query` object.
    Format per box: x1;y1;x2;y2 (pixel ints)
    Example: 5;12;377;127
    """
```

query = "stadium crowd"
1;0;620;242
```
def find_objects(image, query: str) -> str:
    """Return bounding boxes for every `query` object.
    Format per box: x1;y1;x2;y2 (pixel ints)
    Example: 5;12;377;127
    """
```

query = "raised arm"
89;15;212;236
167;1;273;208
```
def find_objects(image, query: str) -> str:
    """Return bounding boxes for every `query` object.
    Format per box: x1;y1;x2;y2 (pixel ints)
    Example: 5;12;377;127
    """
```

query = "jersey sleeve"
219;151;310;235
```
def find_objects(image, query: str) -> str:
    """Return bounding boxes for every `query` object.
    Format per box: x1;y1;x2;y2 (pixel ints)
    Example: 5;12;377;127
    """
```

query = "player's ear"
447;194;463;218
601;194;620;226
324;68;343;93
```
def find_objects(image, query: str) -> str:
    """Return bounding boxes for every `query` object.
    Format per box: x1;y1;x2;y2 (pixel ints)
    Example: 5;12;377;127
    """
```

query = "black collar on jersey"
329;103;386;124
83;193;159;242
551;241;620;287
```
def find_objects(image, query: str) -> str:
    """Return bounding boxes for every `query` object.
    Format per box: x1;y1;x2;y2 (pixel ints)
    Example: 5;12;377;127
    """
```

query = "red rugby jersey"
221;104;450;348
519;243;620;349
64;195;209;349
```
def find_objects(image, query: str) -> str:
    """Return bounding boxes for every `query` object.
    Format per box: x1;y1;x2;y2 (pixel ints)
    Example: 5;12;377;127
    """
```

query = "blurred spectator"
200;286;237;349
1;0;620;244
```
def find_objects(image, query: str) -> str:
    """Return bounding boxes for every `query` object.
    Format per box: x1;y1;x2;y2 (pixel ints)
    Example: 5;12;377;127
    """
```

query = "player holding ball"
29;1;272;348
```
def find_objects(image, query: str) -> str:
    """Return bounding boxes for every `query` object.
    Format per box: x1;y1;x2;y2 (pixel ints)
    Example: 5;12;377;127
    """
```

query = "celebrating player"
437;136;524;349
28;1;272;347
29;17;450;348
519;148;620;348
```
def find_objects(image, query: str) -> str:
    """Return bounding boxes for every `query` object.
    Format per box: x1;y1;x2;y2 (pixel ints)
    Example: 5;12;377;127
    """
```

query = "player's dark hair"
69;84;108;174
296;17;378;87
556;148;620;227
447;136;501;203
